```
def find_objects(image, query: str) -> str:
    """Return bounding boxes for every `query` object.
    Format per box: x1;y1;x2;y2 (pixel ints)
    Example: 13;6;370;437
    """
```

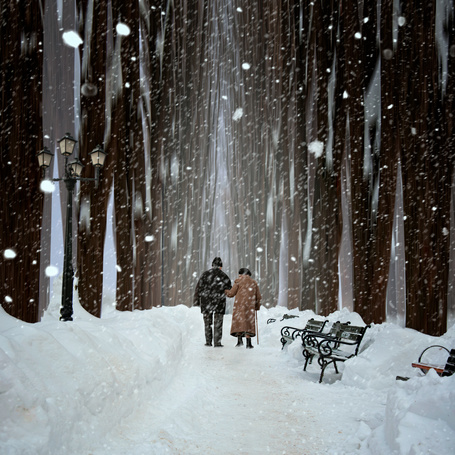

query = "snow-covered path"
89;314;383;455
2;305;455;455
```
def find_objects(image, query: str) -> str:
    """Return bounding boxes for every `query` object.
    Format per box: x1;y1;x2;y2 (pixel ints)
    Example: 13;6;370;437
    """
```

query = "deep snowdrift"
0;299;454;454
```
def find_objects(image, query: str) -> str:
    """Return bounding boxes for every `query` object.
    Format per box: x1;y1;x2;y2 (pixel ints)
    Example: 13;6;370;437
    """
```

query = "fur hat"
238;268;251;276
212;257;223;267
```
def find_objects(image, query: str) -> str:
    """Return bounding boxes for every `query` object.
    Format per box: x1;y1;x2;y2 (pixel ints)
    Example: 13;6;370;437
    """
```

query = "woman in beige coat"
225;268;261;349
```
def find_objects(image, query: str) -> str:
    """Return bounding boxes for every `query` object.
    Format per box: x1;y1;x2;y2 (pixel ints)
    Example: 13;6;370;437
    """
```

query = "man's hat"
212;257;223;267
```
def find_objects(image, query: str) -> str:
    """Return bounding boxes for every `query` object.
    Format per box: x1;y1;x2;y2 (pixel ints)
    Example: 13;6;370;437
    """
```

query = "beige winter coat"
225;275;262;337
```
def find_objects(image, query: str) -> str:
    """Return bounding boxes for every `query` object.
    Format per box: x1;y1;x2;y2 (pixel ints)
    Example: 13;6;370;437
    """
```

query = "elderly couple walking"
193;257;262;349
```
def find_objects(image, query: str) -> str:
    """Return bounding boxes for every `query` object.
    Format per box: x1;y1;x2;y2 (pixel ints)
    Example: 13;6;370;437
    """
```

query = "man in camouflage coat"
194;257;231;347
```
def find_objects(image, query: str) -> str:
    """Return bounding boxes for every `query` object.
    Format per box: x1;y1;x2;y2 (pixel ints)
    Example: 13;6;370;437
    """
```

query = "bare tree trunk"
0;0;44;322
369;0;398;324
444;0;455;326
141;1;167;307
429;0;453;335
299;0;316;311
76;0;109;318
106;0;146;312
332;6;349;311
308;1;341;316
284;1;307;310
401;2;449;336
340;1;368;319
275;0;303;310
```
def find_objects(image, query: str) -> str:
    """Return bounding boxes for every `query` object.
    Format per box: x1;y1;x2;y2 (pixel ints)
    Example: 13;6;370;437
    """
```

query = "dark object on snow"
302;322;370;383
267;318;276;324
280;314;299;321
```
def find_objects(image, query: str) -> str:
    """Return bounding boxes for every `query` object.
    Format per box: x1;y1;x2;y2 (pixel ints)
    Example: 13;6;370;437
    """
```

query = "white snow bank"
362;371;455;455
266;308;455;454
0;304;196;454
1;302;454;454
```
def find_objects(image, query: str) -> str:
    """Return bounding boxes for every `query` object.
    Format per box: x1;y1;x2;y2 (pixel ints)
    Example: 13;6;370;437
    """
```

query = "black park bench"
280;318;328;349
302;322;370;383
411;345;455;377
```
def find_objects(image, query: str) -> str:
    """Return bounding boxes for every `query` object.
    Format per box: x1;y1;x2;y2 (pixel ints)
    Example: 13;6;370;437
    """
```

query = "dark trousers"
203;312;224;345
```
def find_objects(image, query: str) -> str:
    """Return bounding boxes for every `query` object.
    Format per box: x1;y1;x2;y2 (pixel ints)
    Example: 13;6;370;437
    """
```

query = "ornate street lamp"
89;144;107;188
68;157;84;177
58;133;77;156
37;146;54;170
37;135;107;321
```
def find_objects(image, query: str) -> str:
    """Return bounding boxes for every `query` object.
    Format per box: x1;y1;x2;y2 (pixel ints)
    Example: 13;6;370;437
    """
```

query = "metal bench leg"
319;363;327;383
303;354;312;371
319;359;338;383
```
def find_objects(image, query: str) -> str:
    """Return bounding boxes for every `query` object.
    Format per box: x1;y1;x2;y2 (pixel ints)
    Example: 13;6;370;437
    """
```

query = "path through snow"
4;305;453;454
90;314;383;455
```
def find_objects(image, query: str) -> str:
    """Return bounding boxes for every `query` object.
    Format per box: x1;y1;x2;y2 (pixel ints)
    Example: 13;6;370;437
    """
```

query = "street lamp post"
37;134;107;321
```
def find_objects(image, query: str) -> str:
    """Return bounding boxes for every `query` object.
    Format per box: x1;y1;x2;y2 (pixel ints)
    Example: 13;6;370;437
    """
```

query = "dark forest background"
1;0;454;336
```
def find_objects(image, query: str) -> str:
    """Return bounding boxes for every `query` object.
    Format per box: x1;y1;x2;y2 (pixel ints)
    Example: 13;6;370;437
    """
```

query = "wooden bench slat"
411;362;445;374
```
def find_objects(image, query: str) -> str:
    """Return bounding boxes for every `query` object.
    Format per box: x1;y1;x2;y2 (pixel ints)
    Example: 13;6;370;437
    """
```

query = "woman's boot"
246;338;253;349
236;336;243;347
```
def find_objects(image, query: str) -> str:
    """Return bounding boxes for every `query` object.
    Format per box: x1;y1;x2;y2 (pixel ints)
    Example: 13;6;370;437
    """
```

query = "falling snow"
2;2;455;452
62;31;83;48
116;23;131;36
308;140;324;158
232;107;244;121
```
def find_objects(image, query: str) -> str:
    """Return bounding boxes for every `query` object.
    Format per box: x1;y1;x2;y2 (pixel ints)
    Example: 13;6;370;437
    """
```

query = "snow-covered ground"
1;297;454;455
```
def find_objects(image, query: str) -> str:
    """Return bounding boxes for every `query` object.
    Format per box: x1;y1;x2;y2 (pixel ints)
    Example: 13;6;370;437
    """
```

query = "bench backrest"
326;321;349;338
338;325;369;354
305;318;327;333
280;318;328;349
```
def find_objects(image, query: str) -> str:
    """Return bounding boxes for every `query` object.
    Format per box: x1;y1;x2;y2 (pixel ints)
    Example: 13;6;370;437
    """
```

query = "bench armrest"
281;326;304;339
302;332;364;357
417;345;449;363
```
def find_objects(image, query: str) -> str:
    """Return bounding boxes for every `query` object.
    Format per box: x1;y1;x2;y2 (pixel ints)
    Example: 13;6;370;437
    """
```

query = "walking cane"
255;310;259;345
